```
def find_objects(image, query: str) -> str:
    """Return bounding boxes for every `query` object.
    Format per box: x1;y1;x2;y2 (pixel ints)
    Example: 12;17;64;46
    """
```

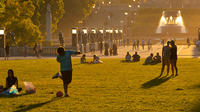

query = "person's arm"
15;78;19;89
6;78;9;88
56;55;61;63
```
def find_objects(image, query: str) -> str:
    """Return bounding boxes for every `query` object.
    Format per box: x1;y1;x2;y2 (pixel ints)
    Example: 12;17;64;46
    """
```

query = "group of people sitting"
125;52;141;62
80;55;103;64
143;53;161;65
0;69;22;94
124;51;161;65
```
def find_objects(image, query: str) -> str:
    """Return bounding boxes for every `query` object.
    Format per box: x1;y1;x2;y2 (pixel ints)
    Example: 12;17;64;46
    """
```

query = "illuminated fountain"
156;10;186;34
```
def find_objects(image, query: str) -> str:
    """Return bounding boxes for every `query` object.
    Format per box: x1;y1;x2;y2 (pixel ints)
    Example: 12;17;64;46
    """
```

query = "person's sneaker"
64;94;69;97
175;74;178;77
52;73;61;79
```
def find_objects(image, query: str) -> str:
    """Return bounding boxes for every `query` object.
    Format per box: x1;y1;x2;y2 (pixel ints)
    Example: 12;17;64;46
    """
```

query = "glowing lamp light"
124;12;128;16
83;29;87;34
0;28;4;35
72;29;77;34
115;30;119;33
99;30;104;34
129;5;132;8
109;30;113;33
106;30;110;33
91;29;96;34
119;30;123;33
108;2;111;5
138;5;140;8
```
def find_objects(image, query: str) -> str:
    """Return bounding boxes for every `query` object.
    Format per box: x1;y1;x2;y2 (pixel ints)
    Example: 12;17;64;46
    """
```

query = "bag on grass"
24;82;36;94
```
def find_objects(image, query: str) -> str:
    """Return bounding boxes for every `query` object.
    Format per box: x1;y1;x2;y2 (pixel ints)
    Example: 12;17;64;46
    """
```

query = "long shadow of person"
14;97;62;112
141;76;171;89
0;93;31;98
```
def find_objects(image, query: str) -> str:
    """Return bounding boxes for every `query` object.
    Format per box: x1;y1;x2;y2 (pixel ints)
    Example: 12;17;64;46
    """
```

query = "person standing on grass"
160;41;171;77
170;40;178;76
52;47;80;97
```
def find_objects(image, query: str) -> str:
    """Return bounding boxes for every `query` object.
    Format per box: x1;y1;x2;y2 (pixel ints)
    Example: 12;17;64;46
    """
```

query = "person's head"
135;52;137;55
57;47;65;56
171;40;175;45
82;54;86;57
157;52;159;56
167;41;170;46
93;55;96;58
127;52;130;55
150;53;153;57
8;69;14;78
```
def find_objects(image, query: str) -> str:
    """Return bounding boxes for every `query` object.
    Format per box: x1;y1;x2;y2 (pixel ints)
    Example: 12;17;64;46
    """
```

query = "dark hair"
150;53;153;56
167;41;170;45
171;40;175;45
8;69;14;78
57;47;65;56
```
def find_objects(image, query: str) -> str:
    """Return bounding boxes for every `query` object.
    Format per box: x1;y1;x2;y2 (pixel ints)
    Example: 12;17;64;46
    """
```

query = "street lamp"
99;30;104;34
0;29;4;35
82;28;88;53
72;28;78;50
124;12;128;16
0;28;5;49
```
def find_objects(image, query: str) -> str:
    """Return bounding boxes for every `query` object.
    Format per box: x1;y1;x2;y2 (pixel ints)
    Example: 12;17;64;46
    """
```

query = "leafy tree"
60;0;96;26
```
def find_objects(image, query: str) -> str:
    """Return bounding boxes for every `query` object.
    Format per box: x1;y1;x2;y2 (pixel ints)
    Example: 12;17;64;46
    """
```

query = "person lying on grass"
52;47;80;97
1;69;22;93
132;52;140;62
91;55;103;64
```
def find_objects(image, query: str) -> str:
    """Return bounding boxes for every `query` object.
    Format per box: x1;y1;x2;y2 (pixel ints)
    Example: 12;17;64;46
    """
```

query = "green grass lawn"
0;58;200;112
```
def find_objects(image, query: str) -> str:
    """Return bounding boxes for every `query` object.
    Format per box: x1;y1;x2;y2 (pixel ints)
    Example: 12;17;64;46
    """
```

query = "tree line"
0;0;96;46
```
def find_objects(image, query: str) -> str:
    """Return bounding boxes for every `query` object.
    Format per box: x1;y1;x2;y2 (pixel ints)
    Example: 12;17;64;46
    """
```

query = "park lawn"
0;58;200;112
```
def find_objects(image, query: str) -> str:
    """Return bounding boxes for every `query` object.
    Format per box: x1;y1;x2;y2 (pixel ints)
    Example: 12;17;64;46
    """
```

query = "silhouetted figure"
153;52;161;64
33;43;38;57
125;52;131;62
187;38;190;48
109;48;113;56
99;42;103;54
104;43;109;56
132;52;140;62
170;40;178;76
137;40;139;50
113;43;118;55
80;54;87;64
148;39;151;51
160;41;171;77
5;43;10;60
142;39;145;50
143;53;153;65
133;40;136;50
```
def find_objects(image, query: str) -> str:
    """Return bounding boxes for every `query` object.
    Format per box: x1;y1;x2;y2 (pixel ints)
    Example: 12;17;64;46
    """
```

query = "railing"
0;46;72;57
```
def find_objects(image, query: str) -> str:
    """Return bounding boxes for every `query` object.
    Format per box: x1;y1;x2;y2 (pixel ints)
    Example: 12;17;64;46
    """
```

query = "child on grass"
52;47;80;97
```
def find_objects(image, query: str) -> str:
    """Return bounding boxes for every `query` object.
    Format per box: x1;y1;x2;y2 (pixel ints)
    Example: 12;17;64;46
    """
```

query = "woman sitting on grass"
1;69;22;93
80;54;87;64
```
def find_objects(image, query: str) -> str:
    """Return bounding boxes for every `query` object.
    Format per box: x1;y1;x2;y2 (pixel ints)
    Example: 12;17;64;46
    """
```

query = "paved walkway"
0;44;199;60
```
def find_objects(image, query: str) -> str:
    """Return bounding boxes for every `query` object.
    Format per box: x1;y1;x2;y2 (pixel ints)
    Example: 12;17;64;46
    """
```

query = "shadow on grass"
14;97;62;112
0;93;31;98
141;76;171;89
